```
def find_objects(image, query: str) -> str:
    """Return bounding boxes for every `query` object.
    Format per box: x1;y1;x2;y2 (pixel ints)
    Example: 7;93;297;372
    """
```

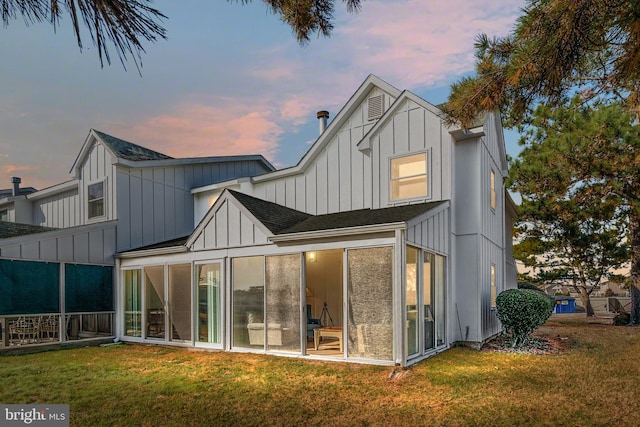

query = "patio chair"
40;315;59;341
9;316;40;344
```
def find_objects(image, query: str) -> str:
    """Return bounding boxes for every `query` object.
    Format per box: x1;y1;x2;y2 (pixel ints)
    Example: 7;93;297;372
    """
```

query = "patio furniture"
9;316;40;345
40;315;59;341
307;305;322;338
313;326;343;352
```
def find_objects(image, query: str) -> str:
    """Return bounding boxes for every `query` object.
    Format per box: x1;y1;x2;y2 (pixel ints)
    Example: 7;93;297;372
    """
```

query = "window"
490;170;496;210
390;153;427;201
490;264;497;308
0;209;7;221
88;182;105;219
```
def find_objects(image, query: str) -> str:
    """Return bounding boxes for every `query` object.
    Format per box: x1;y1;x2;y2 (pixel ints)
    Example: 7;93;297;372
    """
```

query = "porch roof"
0;221;58;239
278;202;444;234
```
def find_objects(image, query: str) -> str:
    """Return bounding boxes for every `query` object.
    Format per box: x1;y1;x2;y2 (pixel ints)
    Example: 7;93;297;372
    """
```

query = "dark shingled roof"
0;221;57;239
93;129;173;161
125;235;190;252
278;202;444;234
228;190;312;234
228;190;444;235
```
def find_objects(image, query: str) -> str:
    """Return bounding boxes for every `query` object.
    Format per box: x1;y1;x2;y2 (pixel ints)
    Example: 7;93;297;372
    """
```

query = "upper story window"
390;153;428;201
0;209;7;221
490;169;496;211
88;181;105;219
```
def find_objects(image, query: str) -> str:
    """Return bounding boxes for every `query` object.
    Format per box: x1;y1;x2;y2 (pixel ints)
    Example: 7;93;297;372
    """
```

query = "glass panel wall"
406;246;419;356
232;256;264;349
424;254;435;350
168;264;191;342
347;247;393;360
123;270;142;337
196;263;221;344
145;266;165;340
265;254;301;353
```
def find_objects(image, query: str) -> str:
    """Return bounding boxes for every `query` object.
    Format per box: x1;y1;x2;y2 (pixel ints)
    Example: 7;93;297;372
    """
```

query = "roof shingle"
93;130;173;161
0;221;57;239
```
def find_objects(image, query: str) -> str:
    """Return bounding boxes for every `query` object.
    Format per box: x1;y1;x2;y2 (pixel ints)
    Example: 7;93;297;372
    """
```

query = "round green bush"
496;289;554;347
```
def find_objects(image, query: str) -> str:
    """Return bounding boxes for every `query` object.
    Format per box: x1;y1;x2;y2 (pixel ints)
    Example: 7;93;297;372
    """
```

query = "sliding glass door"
265;254;301;353
168;264;191;342
145;266;165;340
196;262;222;344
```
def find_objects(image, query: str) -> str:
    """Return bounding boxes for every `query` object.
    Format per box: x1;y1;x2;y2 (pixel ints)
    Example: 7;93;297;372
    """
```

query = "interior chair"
307;305;322;338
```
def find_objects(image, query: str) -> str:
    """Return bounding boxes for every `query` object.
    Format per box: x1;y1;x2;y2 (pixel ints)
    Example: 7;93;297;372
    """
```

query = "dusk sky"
0;0;524;191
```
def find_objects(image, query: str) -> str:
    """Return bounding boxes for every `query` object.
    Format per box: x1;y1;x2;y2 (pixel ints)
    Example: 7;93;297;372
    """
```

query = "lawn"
1;317;639;426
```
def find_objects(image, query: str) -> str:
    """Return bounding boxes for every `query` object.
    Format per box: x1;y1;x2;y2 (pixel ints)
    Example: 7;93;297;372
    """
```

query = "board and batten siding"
405;204;450;255
78;141;117;223
250;87;393;215
32;188;80;228
116;160;270;252
189;198;269;251
371;98;450;209
0;222;117;264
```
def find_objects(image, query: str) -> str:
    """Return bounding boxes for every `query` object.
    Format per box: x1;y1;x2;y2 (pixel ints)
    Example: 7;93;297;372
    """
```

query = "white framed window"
390;153;428;201
490;169;496;211
0;209;8;221
490;264;497;308
87;181;105;219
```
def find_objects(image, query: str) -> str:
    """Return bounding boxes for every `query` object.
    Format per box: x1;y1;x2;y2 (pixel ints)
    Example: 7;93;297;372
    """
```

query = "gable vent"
367;94;384;121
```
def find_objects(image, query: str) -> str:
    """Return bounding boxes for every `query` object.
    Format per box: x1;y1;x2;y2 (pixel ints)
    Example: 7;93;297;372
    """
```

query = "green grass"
2;318;639;426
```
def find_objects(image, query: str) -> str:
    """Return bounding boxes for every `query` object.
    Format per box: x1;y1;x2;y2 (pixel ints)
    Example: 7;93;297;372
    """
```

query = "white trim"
269;222;405;243
26;180;78;201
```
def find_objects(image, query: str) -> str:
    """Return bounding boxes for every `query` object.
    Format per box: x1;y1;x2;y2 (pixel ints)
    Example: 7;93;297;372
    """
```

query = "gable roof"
250;74;402;184
228;190;312;234
0;221;57;239
93;130;173;161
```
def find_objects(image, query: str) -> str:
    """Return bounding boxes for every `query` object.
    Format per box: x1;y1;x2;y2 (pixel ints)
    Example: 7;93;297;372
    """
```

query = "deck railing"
0;312;114;347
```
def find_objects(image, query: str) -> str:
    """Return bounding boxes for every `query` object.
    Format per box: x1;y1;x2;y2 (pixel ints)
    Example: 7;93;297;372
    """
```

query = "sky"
0;0;525;191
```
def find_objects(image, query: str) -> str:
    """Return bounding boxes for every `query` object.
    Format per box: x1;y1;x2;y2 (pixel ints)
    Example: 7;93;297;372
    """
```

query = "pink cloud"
336;0;523;88
120;103;284;162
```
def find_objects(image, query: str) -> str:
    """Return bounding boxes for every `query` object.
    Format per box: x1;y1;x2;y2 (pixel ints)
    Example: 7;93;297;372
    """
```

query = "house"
1;75;517;366
0;130;274;345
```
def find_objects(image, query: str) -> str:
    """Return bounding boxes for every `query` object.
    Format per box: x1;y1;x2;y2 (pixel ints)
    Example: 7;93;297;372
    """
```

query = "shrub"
496;289;554;347
604;288;615;297
613;311;630;326
518;282;544;293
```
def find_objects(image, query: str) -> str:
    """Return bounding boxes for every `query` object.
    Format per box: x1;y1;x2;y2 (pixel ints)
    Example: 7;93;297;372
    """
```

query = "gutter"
269;222;406;243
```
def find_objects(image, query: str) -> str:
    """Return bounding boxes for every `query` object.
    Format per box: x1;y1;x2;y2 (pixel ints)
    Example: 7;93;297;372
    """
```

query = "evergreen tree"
444;0;640;323
1;0;364;67
512;98;635;317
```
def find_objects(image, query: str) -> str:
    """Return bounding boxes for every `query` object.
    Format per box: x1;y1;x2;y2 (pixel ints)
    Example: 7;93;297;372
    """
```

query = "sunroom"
116;190;450;366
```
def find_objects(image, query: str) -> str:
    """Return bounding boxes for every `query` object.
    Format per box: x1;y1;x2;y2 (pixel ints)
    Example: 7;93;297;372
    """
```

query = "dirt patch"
482;332;569;355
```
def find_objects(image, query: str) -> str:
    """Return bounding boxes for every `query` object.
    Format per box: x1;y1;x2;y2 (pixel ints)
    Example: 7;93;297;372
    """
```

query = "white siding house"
115;75;517;366
0;75;516;363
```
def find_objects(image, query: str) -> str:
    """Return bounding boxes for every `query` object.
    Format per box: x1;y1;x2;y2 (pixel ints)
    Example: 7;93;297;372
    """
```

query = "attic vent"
367;94;384;121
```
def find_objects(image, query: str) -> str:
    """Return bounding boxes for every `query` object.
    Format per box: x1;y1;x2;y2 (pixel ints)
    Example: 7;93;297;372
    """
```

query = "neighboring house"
0;130;274;344
593;281;629;297
0;75;517;366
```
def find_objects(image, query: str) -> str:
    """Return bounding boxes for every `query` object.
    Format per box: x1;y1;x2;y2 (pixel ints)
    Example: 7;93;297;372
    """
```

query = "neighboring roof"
0;221;57;239
93;129;173;161
228;189;312;234
279;202;445;234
